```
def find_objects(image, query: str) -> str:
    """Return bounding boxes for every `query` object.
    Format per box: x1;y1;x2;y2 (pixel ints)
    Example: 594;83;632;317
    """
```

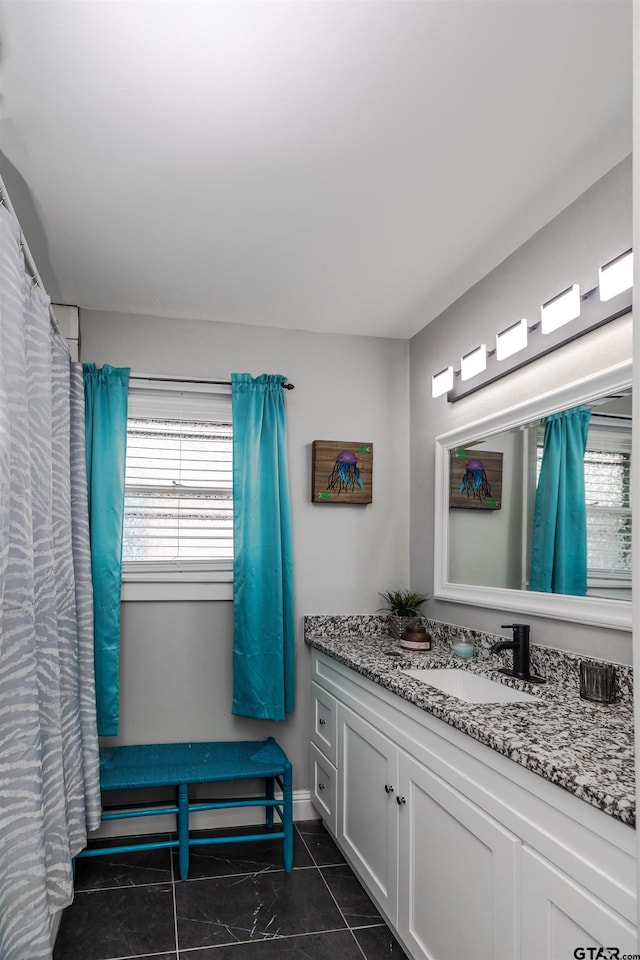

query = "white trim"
434;358;633;631
121;579;233;602
122;560;232;580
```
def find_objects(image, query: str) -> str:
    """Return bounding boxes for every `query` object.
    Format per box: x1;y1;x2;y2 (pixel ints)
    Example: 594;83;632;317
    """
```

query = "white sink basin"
400;668;540;704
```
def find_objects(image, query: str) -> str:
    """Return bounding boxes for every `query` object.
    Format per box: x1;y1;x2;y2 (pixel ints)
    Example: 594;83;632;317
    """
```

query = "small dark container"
400;624;432;651
579;661;617;704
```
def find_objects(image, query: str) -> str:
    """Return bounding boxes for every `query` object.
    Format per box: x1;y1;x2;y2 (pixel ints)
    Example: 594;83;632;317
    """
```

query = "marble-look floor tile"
178;928;364;958
320;864;382;927
53;884;176;960
354;923;410;958
296;820;346;866
75;833;174;890
176;867;346;950
174;824;313;879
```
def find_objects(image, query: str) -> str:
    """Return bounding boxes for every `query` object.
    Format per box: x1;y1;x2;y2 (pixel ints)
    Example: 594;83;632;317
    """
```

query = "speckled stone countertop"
304;615;635;827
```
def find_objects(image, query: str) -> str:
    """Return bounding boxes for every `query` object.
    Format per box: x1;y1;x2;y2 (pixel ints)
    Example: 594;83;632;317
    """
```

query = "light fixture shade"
432;365;454;398
540;284;580;334
460;344;487;381
496;318;527;361
599;250;633;301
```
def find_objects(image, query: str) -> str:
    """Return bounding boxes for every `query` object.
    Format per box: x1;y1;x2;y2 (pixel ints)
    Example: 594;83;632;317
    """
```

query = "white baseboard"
92;789;316;839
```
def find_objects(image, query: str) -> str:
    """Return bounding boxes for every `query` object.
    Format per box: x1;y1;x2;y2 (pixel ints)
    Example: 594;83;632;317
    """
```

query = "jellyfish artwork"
459;458;492;500
327;450;363;495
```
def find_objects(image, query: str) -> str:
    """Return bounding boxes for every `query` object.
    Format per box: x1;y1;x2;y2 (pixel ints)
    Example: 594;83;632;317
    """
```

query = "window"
122;380;233;598
583;424;631;583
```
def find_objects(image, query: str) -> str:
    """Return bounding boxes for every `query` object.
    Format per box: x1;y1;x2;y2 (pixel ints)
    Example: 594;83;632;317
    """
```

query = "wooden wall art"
449;447;503;510
312;441;373;504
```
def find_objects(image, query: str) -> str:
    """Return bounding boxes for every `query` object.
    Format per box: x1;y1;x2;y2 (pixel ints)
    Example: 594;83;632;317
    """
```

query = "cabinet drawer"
311;681;337;764
310;741;337;834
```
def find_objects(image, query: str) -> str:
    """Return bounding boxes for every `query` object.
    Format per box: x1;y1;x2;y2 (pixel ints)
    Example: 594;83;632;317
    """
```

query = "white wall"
80;311;410;786
410;156;633;664
448;427;524;590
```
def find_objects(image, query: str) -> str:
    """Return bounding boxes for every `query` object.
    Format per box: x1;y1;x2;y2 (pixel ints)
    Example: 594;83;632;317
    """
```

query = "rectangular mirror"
434;357;632;631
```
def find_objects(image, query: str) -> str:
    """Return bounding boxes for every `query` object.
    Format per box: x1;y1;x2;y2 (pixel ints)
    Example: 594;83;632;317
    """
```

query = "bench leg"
178;783;190;881
266;776;275;829
283;762;293;873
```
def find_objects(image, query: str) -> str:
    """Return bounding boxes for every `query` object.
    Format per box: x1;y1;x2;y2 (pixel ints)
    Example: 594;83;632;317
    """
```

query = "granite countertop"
305;624;635;827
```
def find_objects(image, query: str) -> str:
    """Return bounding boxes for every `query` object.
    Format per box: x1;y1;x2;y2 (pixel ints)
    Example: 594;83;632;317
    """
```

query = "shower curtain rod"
0;176;62;338
131;372;295;390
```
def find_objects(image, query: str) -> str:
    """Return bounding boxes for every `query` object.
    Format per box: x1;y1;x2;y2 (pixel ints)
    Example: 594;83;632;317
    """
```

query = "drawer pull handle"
396;796;406;805
384;784;394;794
318;782;326;791
319;718;326;726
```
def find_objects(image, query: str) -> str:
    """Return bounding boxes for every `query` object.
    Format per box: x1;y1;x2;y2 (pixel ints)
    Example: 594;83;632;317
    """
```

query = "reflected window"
535;421;631;590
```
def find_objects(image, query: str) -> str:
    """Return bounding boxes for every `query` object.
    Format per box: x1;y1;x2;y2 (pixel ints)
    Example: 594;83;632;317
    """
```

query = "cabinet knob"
319;718;326;726
384;784;394;794
396;796;406;805
318;782;326;791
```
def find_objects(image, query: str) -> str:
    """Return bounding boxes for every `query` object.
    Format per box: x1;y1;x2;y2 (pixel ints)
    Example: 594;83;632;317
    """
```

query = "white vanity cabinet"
339;703;399;922
310;681;338;834
520;847;637;959
397;751;519;960
309;649;637;960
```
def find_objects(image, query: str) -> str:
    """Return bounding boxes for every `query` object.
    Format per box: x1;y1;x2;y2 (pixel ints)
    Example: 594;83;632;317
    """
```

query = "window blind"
123;382;233;569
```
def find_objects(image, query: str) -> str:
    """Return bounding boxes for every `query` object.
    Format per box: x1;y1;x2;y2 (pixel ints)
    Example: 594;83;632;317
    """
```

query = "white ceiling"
0;1;633;339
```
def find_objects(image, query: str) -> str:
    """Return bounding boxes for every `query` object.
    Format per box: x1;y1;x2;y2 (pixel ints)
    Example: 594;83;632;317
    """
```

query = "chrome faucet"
491;624;545;685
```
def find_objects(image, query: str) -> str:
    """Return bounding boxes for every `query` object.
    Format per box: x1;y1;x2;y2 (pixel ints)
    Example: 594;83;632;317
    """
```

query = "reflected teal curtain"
529;405;591;596
83;363;130;735
231;373;295;720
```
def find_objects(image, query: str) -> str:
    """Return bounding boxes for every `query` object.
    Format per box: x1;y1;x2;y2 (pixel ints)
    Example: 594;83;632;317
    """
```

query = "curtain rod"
0;176;62;338
131;373;294;390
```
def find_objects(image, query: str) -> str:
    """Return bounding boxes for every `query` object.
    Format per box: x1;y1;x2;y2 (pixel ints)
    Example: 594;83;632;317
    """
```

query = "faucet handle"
501;623;530;645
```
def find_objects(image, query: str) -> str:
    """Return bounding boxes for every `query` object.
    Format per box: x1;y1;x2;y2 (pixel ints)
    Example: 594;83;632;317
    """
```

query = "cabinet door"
520;846;637;960
338;704;399;923
397;752;519;960
310;741;337;835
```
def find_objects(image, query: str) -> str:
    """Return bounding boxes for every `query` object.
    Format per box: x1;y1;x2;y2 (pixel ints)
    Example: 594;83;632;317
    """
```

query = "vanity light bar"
540;284;581;334
599;249;633;302
460;344;487;381
432;248;633;403
496;318;528;361
432;365;454;398
444;286;632;402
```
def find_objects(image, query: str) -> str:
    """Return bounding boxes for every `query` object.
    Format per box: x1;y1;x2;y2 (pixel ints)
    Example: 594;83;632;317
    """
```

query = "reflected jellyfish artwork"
327;450;363;495
450;447;502;510
459;458;492;501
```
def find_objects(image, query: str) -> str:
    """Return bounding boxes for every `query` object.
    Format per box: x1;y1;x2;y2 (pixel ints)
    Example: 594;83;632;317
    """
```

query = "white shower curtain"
0;204;101;959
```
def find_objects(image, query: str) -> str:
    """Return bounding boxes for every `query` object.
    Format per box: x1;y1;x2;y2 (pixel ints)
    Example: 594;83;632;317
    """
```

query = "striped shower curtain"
0;204;101;958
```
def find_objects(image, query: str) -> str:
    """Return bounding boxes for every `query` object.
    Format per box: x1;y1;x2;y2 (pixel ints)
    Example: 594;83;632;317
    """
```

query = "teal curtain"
83;363;130;736
529;405;591;596
231;373;295;720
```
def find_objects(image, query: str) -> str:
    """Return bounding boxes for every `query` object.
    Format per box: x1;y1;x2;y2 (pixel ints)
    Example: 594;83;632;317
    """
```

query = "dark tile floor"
54;820;409;960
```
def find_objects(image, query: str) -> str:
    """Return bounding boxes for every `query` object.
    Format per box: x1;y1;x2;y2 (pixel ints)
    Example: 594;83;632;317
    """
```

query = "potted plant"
378;589;428;641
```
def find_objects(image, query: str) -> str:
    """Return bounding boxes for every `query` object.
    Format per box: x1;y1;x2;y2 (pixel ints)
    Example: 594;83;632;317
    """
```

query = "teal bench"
75;737;293;880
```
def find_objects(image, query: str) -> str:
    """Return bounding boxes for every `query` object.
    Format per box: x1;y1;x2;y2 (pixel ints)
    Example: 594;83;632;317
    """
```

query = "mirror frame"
434;358;632;631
